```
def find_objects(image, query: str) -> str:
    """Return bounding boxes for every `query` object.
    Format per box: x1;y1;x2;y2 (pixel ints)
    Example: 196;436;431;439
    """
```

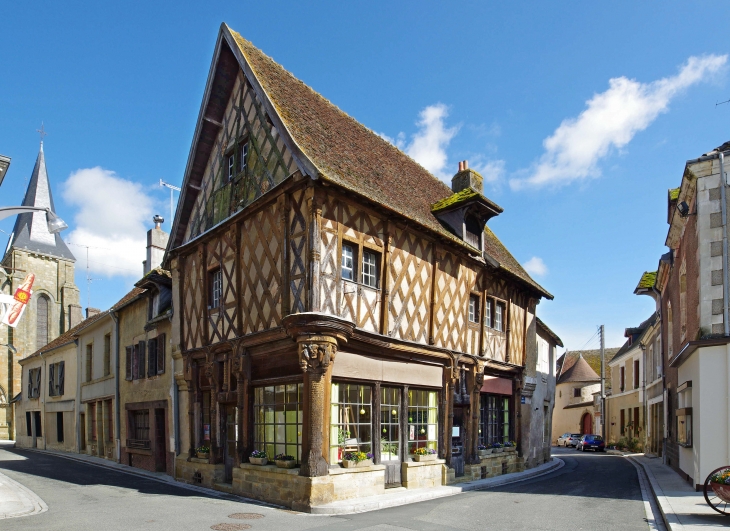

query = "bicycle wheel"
704;466;730;516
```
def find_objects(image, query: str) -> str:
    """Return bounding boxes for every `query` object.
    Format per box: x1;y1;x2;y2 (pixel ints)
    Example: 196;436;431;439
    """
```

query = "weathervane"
36;122;47;143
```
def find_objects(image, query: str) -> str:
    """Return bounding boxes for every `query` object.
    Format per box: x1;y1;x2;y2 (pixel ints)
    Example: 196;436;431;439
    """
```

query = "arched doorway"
581;412;593;435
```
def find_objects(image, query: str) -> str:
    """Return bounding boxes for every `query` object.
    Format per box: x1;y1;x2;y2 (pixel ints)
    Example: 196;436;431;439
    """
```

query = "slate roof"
556;348;621;387
4;143;74;261
226;27;551;299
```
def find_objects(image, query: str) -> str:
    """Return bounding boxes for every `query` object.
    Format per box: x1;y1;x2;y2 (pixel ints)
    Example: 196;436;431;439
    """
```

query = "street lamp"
0;206;68;234
0;155;10;188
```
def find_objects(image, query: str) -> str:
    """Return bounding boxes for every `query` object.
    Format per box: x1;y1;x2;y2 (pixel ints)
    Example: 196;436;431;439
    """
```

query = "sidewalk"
0;441;48;519
628;453;730;530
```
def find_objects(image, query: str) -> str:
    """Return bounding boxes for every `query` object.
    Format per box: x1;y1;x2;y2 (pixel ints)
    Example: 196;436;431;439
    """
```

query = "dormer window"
465;215;482;251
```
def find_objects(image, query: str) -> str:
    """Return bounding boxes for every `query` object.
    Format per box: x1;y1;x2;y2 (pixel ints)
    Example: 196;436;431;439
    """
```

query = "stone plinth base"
232;463;386;511
446;452;524;484
401;459;446;489
175;456;225;489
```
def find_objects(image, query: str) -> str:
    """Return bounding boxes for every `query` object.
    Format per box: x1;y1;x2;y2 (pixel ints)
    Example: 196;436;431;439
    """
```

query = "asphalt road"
0;446;650;531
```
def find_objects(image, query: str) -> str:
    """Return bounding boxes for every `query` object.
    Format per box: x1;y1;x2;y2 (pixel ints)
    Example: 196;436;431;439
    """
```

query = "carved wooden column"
373;382;382;465
468;364;485;464
298;336;337;477
231;342;247;466
184;354;196;457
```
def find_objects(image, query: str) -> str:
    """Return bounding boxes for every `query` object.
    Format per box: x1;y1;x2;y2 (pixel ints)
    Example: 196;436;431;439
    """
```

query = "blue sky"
2;2;730;351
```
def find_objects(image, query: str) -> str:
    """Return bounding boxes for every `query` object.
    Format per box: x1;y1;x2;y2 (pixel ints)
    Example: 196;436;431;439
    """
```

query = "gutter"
110;310;121;463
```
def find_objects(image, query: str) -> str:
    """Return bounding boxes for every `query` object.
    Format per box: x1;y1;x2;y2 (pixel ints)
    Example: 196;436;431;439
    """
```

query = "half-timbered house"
166;23;555;510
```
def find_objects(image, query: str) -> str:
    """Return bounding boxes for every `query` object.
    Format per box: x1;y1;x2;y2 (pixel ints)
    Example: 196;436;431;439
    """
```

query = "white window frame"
341;243;355;281
494;302;504;332
210;268;222;309
227;153;235;182
485;298;493;328
361;250;378;288
239;141;249;173
468;294;479;323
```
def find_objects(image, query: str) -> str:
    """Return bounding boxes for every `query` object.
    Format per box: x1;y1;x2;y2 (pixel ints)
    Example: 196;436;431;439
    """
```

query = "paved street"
0;447;651;530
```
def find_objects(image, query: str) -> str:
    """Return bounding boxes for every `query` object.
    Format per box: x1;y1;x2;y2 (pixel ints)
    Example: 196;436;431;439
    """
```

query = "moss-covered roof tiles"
636;271;657;290
431;188;481;213
227;26;551;299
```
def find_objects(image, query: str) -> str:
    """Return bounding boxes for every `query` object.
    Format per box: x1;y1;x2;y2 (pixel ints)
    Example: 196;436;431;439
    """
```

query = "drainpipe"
110;310;121;463
651;286;667;463
721;152;730;465
171;310;180;456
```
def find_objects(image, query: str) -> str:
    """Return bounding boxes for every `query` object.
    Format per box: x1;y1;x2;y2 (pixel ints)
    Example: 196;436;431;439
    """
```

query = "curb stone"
0;470;48;519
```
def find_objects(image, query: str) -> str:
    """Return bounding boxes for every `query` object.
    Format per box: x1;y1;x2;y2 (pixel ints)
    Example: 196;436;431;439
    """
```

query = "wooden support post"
402;385;409;459
379;224;391;336
373;382;382;464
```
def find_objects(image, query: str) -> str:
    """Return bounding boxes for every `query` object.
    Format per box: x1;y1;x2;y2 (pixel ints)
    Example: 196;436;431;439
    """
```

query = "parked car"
557;433;582;447
577;434;605;452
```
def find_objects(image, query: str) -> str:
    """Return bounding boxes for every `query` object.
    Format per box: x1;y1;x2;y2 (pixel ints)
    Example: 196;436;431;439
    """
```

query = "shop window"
380;387;401;462
677;381;692;447
407;389;438;455
330;383;372;463
201;391;211;444
253;384;303;462
480;394;511;445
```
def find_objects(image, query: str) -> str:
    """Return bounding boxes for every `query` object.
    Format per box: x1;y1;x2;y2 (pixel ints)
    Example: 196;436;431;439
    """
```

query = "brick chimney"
86;307;101;319
451;160;483;194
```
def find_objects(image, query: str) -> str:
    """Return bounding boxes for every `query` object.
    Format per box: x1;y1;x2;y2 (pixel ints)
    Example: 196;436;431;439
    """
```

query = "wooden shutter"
49;363;55;396
58;361;65;395
156;334;166;374
125;346;133;381
132;345;138;381
138;341;146;379
27;370;32;398
147;339;156;377
35;369;41;397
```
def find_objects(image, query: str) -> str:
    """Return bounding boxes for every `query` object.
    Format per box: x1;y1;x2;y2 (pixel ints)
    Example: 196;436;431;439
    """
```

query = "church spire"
3;142;75;261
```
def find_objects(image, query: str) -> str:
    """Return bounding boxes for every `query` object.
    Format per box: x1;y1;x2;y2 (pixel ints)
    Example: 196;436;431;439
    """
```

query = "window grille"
341;244;354;281
480;394;511;445
361;250;378;288
253;384;303;461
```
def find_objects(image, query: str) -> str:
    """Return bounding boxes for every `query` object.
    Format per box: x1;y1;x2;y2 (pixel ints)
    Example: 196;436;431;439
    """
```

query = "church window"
209;268;222;309
36;295;49;350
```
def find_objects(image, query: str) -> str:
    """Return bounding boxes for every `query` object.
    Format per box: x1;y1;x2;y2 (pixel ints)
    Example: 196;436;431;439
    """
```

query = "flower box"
711;482;730;503
196;452;210;459
342;458;373;468
478;449;492;457
249;457;268;466
275;459;297;469
504;447;516;452
414;454;437;462
492;447;504;453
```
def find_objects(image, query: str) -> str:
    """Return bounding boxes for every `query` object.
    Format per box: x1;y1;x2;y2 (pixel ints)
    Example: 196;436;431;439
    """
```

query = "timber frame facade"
166;23;554;508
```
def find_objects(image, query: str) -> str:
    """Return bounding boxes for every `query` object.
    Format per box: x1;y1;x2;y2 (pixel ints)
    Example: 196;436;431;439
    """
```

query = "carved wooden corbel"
473;362;485;393
298;336;338;373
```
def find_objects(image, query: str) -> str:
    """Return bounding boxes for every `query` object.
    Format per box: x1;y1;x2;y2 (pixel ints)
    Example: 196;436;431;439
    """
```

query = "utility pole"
600;324;606;441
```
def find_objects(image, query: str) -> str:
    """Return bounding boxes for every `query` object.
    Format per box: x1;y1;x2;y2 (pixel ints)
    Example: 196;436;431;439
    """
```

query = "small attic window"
464;216;482;250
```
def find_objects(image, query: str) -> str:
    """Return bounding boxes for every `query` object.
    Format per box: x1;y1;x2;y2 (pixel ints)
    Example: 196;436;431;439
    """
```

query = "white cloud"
380;103;459;178
523;256;548;277
472;159;506;184
62;167;155;278
511;54;728;190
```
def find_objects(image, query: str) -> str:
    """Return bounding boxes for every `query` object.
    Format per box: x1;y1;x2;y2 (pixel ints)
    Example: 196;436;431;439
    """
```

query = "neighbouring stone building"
0;142;81;439
552;348;619;441
165;23;557;510
655;141;730;489
605;313;658;448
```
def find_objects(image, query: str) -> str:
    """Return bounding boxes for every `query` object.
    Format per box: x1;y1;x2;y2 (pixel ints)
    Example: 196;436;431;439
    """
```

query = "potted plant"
274;454;296;469
337;429;351;461
710;469;730;503
477;444;492;457
491;441;504;453
413;447;437;462
342;451;374;468
249;450;268;466
503;441;516;452
196;445;210;459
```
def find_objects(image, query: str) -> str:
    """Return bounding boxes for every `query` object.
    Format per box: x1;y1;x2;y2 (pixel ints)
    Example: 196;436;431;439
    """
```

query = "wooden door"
223;405;237;483
582;413;592;435
154;409;166;473
381;387;402;487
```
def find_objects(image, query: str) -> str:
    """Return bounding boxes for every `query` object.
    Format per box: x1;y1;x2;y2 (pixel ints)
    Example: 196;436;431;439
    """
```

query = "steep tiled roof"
557;348;621;387
227;28;550;299
536;317;563;347
558;355;600;383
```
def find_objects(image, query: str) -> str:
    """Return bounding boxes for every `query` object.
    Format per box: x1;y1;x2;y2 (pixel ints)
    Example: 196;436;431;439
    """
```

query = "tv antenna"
716;98;730;107
159;179;181;231
66;242;108;309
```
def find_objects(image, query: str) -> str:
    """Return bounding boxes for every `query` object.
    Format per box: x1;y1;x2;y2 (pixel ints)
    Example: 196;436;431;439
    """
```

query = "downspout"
110;310;121;463
721;152;730;465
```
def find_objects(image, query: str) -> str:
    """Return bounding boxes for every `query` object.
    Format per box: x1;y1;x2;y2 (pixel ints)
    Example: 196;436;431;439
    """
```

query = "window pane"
253;383;303;461
407;389;438;455
495;303;504;332
330;383;373;462
341;244;354;281
362;250;378;288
